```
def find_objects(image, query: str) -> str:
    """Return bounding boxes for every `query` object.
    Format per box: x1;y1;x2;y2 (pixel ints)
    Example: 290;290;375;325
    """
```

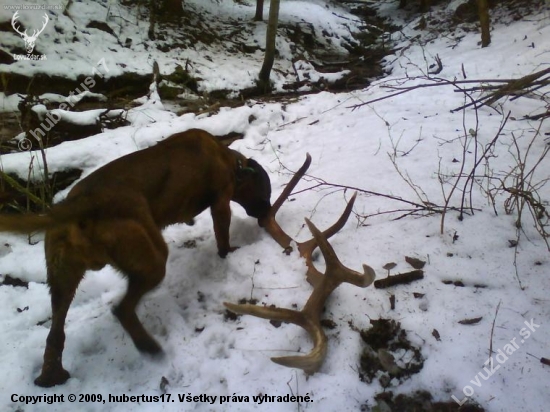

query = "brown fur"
0;129;271;387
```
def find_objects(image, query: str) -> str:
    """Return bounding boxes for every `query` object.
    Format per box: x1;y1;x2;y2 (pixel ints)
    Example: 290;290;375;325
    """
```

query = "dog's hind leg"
35;231;86;387
107;220;168;355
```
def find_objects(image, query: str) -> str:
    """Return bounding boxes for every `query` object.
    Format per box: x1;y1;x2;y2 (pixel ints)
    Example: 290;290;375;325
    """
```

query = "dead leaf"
458;317;483;325
405;256;426;269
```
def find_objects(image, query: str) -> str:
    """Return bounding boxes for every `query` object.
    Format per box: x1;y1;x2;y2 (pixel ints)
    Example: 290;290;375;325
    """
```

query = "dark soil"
368;390;485;412
359;318;424;386
0;168;82;214
358;319;485;412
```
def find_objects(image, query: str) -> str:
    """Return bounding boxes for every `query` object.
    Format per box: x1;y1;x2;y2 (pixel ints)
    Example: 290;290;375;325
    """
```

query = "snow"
0;0;359;93
0;1;549;411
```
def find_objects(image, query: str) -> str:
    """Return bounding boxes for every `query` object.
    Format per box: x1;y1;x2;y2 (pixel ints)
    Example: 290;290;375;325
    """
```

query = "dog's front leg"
211;197;236;258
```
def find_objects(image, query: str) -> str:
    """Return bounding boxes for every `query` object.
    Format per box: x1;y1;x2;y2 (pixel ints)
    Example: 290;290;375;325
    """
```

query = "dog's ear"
236;158;257;179
233;156;272;218
247;158;271;198
237;159;260;175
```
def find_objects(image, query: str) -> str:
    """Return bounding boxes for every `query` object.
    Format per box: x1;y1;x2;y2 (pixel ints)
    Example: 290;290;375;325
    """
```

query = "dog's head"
233;156;272;219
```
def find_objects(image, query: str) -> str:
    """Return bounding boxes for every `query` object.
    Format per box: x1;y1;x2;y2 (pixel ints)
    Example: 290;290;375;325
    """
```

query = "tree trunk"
254;0;264;21
148;0;156;40
478;0;491;47
160;0;183;18
420;0;430;13
258;0;280;92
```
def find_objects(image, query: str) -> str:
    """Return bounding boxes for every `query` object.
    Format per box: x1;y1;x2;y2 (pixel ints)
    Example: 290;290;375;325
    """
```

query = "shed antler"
225;154;376;374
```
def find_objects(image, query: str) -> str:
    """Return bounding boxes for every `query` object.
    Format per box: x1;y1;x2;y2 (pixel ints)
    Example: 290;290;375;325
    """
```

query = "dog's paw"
144;348;166;363
140;344;166;364
218;246;239;258
34;368;71;387
135;337;163;356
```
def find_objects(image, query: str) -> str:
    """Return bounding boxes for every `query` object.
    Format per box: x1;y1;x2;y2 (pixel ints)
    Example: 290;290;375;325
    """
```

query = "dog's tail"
0;213;56;234
0;197;95;234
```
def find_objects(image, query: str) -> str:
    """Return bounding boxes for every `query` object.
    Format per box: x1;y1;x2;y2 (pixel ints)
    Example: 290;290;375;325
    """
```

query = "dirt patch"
1;71;152;99
369;390;485;412
1;274;29;288
0;168;82;214
359;318;424;386
358;319;486;412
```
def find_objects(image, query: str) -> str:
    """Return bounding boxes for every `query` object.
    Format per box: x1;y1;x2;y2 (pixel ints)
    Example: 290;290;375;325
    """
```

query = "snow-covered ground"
0;1;549;411
0;0;357;95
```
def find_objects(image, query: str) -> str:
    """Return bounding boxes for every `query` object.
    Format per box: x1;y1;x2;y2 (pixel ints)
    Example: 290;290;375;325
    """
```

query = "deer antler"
226;154;376;374
224;218;375;374
11;12;48;38
11;11;27;37
34;13;49;38
259;154;360;282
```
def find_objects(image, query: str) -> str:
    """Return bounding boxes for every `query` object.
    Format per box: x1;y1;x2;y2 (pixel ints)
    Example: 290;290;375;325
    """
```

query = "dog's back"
65;129;236;227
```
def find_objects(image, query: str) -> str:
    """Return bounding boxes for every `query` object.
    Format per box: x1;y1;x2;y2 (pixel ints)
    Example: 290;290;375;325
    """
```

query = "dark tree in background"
160;0;183;16
399;0;431;12
258;0;280;92
148;0;156;40
398;0;493;48
147;0;183;40
478;0;491;47
255;0;264;21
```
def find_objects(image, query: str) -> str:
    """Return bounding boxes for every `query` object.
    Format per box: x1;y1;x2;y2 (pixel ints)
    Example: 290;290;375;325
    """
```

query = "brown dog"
0;129;271;387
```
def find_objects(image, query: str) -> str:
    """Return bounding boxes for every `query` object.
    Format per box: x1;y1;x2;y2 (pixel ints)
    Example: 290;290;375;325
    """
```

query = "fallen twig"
374;270;424;289
488;301;501;358
458;317;483;325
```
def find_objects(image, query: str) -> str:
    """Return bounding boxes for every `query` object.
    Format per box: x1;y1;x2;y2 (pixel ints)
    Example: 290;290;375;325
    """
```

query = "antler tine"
35;13;49;37
224;218;375;375
271;153;312;213
297;192;358;280
303;218;376;290
259;153;312;251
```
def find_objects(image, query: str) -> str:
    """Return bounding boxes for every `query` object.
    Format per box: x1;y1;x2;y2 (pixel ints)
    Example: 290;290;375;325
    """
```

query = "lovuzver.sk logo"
11;11;49;57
